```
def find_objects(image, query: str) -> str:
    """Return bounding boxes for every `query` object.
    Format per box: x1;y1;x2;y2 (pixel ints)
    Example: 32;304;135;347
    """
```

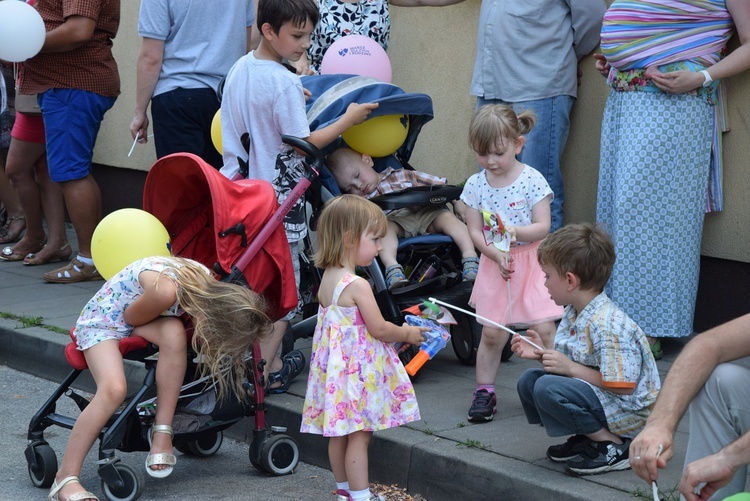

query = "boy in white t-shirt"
220;0;377;393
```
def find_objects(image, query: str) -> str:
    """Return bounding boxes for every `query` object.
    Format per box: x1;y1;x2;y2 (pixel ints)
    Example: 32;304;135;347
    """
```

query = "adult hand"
129;113;150;143
630;424;674;484
680;452;735;500
593;53;610;78
648;69;705;94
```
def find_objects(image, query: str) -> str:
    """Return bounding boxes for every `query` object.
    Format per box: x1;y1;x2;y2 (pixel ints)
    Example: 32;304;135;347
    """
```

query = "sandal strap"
146;452;177;467
151;424;174;438
49;476;95;500
384;264;406;280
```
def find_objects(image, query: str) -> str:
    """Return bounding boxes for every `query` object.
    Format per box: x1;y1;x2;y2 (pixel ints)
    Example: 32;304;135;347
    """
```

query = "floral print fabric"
300;274;420;437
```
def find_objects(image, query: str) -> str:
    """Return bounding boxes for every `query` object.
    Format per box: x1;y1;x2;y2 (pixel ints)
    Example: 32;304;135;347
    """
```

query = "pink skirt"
469;240;563;328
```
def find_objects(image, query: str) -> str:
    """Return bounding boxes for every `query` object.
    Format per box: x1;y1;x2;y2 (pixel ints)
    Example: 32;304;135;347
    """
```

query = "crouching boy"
512;223;660;476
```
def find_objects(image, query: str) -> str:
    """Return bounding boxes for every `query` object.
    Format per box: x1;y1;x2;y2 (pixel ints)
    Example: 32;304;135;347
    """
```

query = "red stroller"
24;137;322;501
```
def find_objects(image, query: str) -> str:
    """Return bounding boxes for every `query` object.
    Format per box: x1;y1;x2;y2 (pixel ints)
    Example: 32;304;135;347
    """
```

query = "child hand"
540;350;575;376
496;253;514;280
403;326;428;346
506;226;518;244
511;329;544;359
303;88;312;101
346;102;379;126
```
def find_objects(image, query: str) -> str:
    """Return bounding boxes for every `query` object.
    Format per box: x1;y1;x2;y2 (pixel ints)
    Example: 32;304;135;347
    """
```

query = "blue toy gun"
403;315;450;376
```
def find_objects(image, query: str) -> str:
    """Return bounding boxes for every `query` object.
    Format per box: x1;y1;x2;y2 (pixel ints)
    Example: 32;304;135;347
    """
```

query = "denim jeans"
517;368;607;437
476;95;574;232
152;87;222;169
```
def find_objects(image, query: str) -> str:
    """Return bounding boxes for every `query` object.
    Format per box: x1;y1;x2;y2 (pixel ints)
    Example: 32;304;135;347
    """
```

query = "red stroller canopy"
143;153;297;321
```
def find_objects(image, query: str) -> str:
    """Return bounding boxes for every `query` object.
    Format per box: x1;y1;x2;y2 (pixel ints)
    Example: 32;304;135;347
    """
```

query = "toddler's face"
332;155;381;197
475;136;523;175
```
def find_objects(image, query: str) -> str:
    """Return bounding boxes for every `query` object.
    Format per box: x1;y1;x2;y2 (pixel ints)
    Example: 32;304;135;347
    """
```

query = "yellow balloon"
91;209;171;279
211;109;222;154
342;114;409;158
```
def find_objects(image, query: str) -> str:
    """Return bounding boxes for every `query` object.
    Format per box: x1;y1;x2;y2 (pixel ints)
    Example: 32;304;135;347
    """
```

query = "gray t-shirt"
138;0;255;97
470;0;606;101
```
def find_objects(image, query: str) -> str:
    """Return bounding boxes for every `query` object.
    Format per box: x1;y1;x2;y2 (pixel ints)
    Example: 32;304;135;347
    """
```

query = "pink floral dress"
300;274;420;437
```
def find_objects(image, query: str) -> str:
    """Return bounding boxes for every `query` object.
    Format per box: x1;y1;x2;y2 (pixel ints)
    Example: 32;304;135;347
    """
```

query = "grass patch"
457;439;488;450
0;311;68;334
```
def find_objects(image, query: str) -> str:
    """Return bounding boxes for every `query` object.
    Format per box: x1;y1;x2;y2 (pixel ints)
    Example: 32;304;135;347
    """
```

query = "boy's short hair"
537;223;615;293
326;147;359;175
257;0;319;35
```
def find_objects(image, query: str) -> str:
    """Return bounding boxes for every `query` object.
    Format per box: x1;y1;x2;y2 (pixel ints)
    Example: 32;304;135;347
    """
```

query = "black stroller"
24;138;323;501
285;75;512;366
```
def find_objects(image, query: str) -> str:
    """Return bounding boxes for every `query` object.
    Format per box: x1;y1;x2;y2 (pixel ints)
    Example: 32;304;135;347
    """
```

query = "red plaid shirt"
20;0;120;97
365;167;447;198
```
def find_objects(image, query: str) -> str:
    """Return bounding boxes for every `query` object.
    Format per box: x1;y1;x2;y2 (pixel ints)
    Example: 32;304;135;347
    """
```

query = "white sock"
77;255;94;266
336;482;350;492
350;488;371;501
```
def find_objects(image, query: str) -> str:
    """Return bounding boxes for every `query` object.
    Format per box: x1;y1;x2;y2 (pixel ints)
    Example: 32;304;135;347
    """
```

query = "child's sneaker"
336;489;352;501
467;389;497;422
461;257;479;282
546;434;592;462
564;437;632;475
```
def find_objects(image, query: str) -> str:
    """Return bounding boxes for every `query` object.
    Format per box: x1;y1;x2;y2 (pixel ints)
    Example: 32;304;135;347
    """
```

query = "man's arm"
41;15;95;53
631;313;750;484
567;0;607;60
129;38;165;142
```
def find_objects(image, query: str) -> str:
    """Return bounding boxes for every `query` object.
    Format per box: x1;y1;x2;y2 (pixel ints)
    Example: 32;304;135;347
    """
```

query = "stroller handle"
281;135;324;176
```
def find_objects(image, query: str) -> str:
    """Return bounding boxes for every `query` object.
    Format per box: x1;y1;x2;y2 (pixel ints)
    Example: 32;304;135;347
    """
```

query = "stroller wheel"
26;443;58;488
101;462;144;501
260;434;299;476
450;311;482;366
184;430;223;457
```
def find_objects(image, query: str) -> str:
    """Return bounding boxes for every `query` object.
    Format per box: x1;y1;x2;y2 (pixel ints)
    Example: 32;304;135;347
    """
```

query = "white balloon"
0;0;46;63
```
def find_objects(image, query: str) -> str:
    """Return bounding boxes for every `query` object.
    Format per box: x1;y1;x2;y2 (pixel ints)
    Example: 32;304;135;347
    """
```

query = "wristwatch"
701;69;713;88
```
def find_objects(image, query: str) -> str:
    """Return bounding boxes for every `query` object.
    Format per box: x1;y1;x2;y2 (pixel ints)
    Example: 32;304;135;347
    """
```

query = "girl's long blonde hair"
163;258;272;401
313;195;387;269
469;104;536;155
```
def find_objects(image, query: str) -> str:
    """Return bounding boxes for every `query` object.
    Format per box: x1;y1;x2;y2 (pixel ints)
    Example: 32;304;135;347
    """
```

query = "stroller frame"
24;136;321;501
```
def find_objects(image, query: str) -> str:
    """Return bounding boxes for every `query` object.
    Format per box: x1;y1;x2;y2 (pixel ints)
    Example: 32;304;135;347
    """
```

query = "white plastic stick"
652;444;663;501
427;297;544;351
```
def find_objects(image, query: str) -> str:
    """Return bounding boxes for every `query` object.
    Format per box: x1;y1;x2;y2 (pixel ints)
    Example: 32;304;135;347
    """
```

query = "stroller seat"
64;329;154;371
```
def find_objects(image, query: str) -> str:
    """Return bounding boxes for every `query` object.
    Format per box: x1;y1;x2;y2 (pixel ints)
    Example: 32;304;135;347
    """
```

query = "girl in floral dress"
48;256;271;501
300;195;425;501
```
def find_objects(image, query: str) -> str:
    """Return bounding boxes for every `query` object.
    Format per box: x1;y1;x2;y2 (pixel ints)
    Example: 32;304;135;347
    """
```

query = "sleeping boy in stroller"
326;146;479;290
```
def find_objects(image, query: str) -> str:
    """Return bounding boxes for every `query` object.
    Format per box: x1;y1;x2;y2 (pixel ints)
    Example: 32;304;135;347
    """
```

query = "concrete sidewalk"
0;225;701;501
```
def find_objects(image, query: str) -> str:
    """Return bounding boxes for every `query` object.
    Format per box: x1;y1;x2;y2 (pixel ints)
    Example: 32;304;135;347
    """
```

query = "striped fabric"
601;0;733;71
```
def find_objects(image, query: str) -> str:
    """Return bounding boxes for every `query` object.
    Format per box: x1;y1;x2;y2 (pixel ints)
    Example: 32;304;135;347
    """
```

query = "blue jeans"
476;95;574;232
152;87;222;169
517;368;607;437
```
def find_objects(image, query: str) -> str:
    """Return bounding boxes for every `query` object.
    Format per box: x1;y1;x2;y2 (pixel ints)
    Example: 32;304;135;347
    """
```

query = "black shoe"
467;389;497;423
565;437;632;475
546;434;592;462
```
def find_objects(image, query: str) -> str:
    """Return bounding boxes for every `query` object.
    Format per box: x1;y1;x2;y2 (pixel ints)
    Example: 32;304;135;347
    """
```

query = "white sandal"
48;475;99;501
145;424;177;478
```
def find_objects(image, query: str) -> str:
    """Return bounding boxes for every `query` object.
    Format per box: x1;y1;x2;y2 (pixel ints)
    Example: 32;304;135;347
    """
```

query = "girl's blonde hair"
162;258;272;401
313;194;388;268
469;104;536;155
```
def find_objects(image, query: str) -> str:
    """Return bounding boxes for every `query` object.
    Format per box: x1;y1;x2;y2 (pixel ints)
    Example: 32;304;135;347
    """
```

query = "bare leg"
31;153;69;261
261;319;288;380
428;211;477;259
0;142;26;243
329;435;348;483
529;321;556;351
379;220;402;269
59;174;101;257
587;428;624;444
475;326;510;385
344;431;372;492
54;339;127;500
6;139;49;254
133;317;187;471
